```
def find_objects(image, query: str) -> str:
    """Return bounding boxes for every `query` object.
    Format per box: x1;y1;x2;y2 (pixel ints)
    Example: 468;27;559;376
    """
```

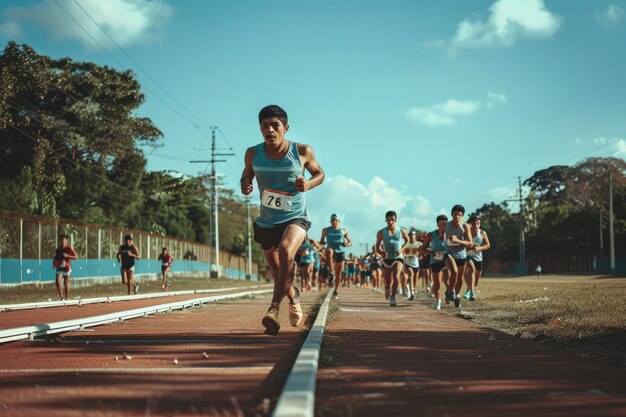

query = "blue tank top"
252;141;308;228
381;227;403;258
429;230;446;264
467;230;484;262
313;248;321;267
299;240;314;264
325;227;345;252
445;221;467;260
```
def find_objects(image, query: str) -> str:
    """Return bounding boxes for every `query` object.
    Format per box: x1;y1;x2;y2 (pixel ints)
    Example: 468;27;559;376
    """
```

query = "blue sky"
1;0;625;254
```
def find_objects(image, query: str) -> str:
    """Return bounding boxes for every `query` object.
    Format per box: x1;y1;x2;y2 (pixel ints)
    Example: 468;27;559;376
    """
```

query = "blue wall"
0;258;258;284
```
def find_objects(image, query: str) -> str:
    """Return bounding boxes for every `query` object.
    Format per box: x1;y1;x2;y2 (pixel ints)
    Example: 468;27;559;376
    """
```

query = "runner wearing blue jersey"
241;105;324;336
463;215;491;301
444;204;474;308
420;215;449;310
320;214;352;299
375;211;410;307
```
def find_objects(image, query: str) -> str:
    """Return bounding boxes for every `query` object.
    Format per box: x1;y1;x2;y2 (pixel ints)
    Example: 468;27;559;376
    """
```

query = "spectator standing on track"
420;215;449;310
240;104;325;336
464;215;491;301
53;234;78;301
117;234;141;295
444;204;473;308
320;214;352;299
375;210;410;307
158;247;173;291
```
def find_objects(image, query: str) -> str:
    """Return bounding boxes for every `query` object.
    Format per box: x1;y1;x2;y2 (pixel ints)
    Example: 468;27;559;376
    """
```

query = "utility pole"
191;126;234;278
609;170;615;273
518;176;526;264
246;197;253;280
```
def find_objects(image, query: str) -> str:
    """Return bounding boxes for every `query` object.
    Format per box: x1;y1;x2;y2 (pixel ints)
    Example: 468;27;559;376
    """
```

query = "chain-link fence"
0;211;259;284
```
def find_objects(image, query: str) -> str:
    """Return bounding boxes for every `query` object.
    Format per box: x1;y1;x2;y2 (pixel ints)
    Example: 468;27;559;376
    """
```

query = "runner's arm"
477;231;491;252
296;144;324;192
240;146;256;195
342;228;352;247
375;231;386;258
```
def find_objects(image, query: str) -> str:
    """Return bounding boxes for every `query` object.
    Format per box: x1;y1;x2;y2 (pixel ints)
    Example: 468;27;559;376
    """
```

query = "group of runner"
293;207;490;311
242;104;492;335
52;234;174;300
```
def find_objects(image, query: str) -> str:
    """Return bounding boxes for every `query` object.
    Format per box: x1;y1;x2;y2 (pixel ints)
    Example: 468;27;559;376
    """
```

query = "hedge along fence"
0;210;259;284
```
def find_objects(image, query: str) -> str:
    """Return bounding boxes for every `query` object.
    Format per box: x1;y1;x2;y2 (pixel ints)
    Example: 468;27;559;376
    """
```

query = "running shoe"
409;293;415;301
390;295;397;307
434;299;441;310
469;291;476;301
333;291;339;300
328;274;335;286
288;302;303;327
454;297;461;308
463;290;471;300
446;290;455;302
262;306;280;335
134;284;139;295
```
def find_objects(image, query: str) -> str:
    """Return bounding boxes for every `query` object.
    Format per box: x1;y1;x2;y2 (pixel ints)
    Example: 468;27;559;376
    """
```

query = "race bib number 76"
262;188;293;211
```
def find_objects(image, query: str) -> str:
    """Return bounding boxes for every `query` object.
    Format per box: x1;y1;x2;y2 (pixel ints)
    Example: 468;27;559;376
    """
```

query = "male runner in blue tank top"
241;105;325;336
463;215;491;301
375;210;410;307
320;213;352;299
420;215;449;310
444;204;474;308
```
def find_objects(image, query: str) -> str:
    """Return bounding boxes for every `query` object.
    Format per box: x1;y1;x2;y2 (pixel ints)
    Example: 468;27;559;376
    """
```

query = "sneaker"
446;290;455;302
288;301;303;327
444;291;451;304
434;299;441;310
454;297;461;308
133;284;139;295
384;287;391;300
399;288;404;296
469;291;476;301
328;274;335;286
390;295;397;307
463;290;471;300
333;291;339;300
409;294;415;301
262;306;280;335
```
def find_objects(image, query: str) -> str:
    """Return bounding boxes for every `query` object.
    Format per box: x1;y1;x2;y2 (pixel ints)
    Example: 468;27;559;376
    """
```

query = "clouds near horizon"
406;91;506;126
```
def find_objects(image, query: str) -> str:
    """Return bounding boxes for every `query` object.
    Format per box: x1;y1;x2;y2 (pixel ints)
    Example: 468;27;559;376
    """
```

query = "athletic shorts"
56;267;71;277
294;254;302;264
332;251;345;263
430;262;446;273
405;265;419;274
253;218;311;250
161;265;170;273
369;263;381;271
121;265;135;272
382;258;404;268
473;260;483;271
299;260;312;268
418;258;430;269
313;265;319;273
449;256;467;266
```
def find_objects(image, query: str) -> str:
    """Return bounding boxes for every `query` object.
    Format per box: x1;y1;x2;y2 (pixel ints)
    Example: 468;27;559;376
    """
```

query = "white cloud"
593;136;609;146
614;138;626;159
596;4;624;27
486;91;507;108
442;0;561;53
5;0;173;49
306;175;437;252
0;20;22;38
406;92;505;126
574;139;583;145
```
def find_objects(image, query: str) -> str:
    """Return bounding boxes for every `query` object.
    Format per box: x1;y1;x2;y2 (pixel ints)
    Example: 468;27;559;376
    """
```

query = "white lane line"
0;284;272;312
273;290;333;417
0;289;273;344
0;366;274;373
44;338;292;344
